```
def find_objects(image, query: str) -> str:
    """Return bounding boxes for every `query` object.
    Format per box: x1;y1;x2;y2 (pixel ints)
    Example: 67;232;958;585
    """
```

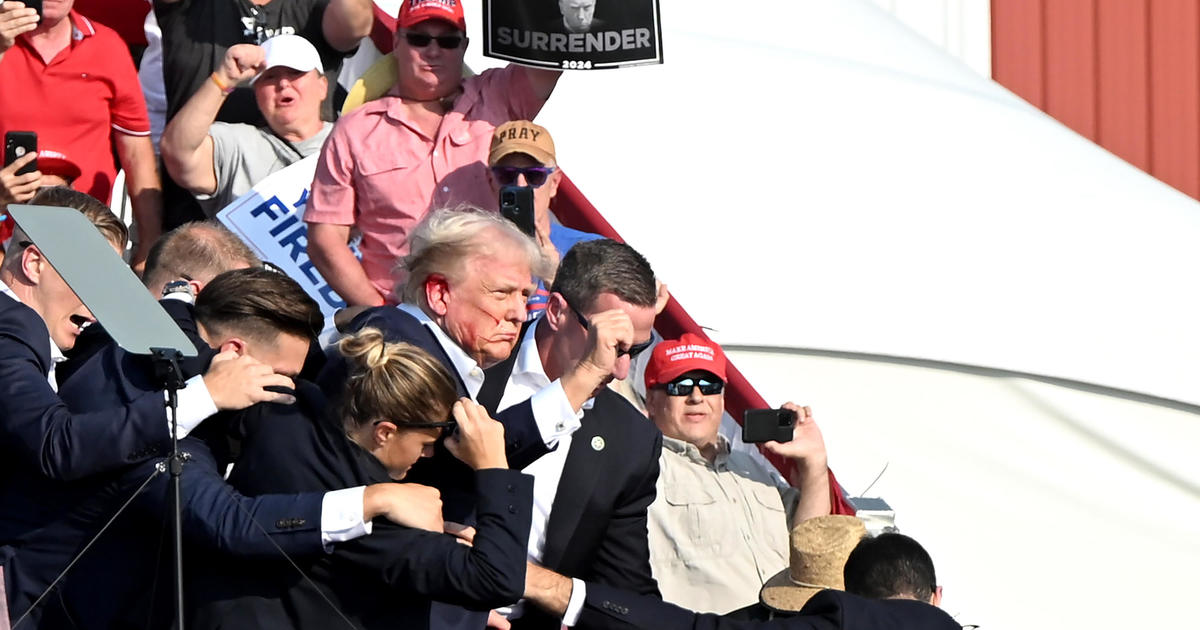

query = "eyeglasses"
662;376;724;397
569;304;654;359
490;165;557;188
401;31;467;49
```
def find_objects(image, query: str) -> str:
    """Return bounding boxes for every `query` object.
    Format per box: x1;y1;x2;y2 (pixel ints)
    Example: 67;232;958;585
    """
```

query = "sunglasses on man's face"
490;165;557;188
570;305;654;359
402;31;467;49
663;377;724;397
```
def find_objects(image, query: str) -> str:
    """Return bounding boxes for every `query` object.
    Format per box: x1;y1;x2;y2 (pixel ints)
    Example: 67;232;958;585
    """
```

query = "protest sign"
484;0;663;70
217;156;353;342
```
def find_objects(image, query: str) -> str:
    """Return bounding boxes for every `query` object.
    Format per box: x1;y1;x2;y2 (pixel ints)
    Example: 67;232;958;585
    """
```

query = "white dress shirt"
495;321;589;625
396;304;581;446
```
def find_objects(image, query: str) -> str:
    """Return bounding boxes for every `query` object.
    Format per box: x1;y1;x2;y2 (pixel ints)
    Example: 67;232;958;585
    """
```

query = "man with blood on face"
325;207;638;527
161;33;333;217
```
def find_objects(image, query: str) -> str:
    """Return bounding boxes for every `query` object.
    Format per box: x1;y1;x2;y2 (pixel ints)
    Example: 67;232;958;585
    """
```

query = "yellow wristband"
210;72;235;95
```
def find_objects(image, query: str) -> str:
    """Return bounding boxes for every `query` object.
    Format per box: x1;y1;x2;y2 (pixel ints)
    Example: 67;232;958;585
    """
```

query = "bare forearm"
160;75;226;195
307;224;385;306
523;563;572;618
323;0;373;51
116;134;163;267
790;462;833;526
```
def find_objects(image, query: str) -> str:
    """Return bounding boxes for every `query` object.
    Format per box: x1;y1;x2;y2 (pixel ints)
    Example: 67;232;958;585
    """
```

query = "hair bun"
339;327;391;371
366;341;389;370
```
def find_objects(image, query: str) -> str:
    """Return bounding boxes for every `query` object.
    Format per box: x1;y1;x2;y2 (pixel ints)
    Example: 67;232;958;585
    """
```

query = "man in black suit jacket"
7;267;431;628
323;208;637;522
0;191;302;625
477;238;663;629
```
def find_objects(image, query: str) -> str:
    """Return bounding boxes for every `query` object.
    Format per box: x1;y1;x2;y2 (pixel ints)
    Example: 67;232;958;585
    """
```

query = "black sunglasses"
569;304;653;359
490;165;557;188
662;376;724;397
401;31;467;49
374;419;458;433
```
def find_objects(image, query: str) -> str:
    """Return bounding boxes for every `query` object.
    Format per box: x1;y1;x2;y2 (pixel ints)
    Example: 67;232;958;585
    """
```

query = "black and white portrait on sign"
483;0;663;70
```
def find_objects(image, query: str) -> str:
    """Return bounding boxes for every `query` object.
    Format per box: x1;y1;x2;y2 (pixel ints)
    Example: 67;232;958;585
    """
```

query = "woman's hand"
444;398;508;471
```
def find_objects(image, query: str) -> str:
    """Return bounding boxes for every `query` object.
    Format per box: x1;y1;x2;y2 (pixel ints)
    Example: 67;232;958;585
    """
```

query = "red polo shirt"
0;11;150;205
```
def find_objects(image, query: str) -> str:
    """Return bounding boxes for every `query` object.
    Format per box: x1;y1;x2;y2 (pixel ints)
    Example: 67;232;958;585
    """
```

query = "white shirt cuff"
320;485;372;552
530;380;583;448
562;578;587;627
170;374;219;439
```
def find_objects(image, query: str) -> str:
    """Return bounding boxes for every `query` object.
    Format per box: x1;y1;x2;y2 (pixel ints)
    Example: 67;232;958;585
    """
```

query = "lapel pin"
591;436;605;451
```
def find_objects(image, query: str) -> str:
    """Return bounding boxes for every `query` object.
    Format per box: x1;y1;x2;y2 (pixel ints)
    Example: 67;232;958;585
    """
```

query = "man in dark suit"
9;264;434;628
0;189;302;626
477;238;662;629
327;208;637;521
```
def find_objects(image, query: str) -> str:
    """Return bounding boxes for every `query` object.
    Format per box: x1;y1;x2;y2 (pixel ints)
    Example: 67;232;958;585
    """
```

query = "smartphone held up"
742;408;797;443
498;185;536;237
4;131;38;176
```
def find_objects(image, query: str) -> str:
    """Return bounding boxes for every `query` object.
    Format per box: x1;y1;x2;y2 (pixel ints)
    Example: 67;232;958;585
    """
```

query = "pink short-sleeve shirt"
306;64;544;302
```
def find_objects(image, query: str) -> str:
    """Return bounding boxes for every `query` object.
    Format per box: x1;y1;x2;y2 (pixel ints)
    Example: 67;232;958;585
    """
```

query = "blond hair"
394;205;554;306
337;327;458;431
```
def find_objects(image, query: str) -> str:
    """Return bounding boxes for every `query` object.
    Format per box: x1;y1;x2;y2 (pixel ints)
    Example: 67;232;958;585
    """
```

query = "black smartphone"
23;0;43;19
4;131;37;176
499;185;536;237
742;408;797;443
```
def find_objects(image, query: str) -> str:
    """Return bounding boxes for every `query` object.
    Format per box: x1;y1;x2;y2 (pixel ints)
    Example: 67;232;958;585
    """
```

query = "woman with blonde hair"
189;327;534;630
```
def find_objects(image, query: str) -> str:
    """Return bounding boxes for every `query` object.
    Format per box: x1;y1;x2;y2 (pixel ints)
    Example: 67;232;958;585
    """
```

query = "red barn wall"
992;0;1200;199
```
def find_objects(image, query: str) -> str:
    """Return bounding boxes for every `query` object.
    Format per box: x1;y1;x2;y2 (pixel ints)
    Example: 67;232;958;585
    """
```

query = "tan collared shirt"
648;435;799;614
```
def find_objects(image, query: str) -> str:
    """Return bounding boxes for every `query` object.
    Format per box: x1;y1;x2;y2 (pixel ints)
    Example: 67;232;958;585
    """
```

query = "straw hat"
758;515;867;613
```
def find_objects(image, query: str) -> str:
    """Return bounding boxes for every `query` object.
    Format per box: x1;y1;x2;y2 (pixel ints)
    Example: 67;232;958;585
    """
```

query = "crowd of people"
0;1;964;629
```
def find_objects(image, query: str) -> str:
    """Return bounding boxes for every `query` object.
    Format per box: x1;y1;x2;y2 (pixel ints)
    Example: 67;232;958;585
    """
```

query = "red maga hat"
397;0;466;32
644;333;728;390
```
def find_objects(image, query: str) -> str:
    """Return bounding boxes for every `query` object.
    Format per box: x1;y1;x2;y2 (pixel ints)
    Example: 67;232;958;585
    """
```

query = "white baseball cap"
252;34;322;84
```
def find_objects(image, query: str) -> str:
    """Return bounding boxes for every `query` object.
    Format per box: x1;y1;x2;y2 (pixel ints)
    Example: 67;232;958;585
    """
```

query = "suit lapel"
540;407;605;570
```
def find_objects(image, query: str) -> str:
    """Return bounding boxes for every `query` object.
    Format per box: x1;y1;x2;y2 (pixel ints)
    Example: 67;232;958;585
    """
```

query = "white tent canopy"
457;1;1200;628
465;0;1200;410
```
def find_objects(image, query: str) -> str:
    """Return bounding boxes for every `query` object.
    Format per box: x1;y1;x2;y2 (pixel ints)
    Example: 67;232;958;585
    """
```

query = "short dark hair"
143;221;260;293
843;533;938;603
194;268;322;343
550;239;656;312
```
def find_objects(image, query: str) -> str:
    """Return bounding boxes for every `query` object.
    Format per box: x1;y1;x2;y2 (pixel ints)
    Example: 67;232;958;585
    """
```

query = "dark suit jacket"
1;299;325;629
319;305;550;522
0;292;169;482
479;329;663;630
578;584;963;630
189;382;535;630
0;291;168;625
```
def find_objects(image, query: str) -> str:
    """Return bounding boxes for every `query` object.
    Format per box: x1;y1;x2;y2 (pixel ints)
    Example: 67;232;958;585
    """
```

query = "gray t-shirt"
196;121;333;216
